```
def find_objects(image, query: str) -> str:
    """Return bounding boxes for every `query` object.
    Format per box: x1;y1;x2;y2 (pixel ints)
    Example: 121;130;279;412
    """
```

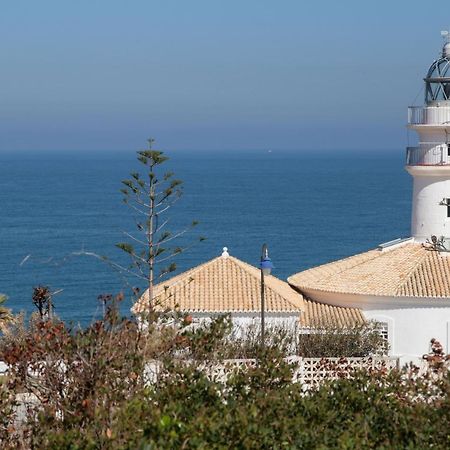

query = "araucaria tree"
117;139;203;309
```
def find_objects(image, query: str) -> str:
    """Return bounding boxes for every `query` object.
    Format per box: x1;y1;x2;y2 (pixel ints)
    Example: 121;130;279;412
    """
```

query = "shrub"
296;321;387;357
0;306;447;449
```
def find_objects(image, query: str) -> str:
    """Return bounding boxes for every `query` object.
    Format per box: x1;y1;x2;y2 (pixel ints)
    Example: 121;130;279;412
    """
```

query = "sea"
0;150;411;326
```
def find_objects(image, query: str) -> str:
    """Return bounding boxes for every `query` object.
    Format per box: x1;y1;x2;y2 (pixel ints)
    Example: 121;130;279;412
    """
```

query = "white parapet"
408;106;450;125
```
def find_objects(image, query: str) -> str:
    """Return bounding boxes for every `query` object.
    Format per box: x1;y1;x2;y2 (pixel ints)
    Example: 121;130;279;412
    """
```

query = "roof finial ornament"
221;247;229;258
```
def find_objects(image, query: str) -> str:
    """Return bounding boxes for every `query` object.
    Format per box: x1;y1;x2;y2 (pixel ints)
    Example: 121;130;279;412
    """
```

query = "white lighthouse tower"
289;33;450;361
407;31;450;245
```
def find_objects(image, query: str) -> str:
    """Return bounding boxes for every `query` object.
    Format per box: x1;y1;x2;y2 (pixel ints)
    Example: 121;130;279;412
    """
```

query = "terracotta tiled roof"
288;242;450;298
132;253;364;328
299;298;365;328
132;255;304;314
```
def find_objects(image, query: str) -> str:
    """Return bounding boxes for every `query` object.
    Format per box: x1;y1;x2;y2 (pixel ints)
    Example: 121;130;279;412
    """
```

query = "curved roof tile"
288;243;450;299
132;254;364;327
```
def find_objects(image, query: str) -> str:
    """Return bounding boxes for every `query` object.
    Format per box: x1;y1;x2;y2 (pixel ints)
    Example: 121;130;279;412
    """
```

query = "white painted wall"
191;311;300;336
409;125;450;142
364;308;450;361
138;311;301;339
300;286;450;361
407;125;450;241
406;166;450;241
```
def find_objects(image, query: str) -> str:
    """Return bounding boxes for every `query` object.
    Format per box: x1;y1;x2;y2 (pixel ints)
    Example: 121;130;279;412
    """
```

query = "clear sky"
0;0;448;152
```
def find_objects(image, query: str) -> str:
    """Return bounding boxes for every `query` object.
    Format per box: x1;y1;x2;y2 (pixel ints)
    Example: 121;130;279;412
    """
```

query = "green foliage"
176;318;387;360
115;242;134;255
296;321;388;357
108;358;450;449
0;295;12;332
0;381;15;446
0;310;448;449
117;138;204;306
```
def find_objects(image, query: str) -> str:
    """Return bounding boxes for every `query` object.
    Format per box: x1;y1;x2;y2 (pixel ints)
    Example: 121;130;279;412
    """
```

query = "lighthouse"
407;31;450;245
288;32;450;361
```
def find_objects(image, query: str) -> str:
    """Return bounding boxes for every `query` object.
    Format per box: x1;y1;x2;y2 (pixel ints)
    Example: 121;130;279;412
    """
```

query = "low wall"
144;356;400;389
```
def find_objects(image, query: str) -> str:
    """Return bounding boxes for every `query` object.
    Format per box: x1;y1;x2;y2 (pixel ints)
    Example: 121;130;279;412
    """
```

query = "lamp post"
259;243;274;348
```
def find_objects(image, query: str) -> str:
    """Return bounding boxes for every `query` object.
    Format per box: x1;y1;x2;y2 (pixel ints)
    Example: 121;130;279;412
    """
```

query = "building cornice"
299;287;450;311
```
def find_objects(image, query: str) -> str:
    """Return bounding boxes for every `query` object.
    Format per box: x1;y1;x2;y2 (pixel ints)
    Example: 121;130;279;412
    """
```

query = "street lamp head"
260;244;274;276
260;257;274;276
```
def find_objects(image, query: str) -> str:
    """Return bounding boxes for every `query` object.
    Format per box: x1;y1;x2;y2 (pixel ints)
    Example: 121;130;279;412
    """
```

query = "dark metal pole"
260;269;265;348
260;244;267;348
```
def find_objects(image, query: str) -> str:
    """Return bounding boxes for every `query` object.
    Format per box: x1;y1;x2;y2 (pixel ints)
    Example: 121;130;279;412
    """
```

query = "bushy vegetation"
0;298;448;449
0;295;12;333
114;362;449;450
183;319;388;360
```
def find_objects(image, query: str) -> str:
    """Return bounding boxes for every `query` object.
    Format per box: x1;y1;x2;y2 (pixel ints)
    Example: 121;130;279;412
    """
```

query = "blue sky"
0;0;448;152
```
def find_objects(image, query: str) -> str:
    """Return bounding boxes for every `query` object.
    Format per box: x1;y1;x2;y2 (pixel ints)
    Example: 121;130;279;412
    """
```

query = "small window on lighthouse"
445;198;450;217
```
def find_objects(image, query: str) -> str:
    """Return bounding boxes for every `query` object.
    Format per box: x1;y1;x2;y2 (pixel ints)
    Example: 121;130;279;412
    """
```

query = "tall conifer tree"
117;139;204;309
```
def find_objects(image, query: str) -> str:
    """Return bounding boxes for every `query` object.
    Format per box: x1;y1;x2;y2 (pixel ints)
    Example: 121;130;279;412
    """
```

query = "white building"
289;34;450;363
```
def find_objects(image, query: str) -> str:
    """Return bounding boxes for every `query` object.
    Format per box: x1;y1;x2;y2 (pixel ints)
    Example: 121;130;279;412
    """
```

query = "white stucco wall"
407;124;450;242
137;310;301;339
364;308;450;361
406;166;450;241
301;287;450;362
190;311;300;336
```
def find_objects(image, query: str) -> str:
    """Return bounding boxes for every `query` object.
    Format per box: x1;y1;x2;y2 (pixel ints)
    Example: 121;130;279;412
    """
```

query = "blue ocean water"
0;150;411;325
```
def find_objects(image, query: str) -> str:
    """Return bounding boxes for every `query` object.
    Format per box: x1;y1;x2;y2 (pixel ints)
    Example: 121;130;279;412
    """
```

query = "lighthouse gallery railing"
408;106;450;125
406;145;450;165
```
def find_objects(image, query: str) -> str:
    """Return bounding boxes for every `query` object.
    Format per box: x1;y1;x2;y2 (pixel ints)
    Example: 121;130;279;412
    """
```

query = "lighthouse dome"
425;46;450;104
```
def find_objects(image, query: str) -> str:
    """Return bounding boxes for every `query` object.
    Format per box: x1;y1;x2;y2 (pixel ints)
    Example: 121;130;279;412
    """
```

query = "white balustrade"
406;145;450;165
408;106;450;125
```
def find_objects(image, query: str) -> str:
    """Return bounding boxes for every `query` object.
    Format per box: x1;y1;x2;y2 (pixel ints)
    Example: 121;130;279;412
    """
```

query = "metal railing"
406;145;450;165
408;106;450;125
